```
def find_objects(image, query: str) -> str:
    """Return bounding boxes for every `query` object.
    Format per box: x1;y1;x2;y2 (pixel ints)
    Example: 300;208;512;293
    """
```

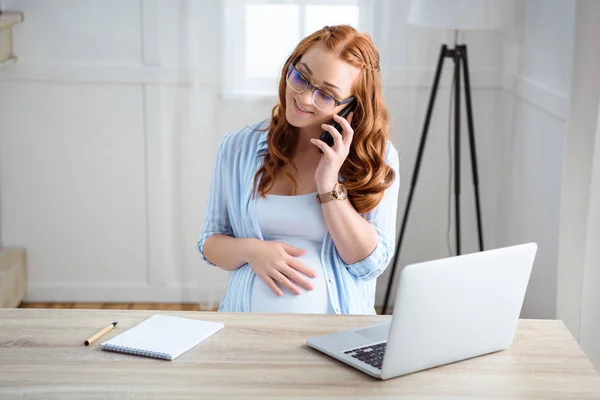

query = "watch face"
334;184;348;199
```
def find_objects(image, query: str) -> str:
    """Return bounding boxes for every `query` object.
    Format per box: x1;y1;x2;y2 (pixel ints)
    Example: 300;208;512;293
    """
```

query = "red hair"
253;25;395;214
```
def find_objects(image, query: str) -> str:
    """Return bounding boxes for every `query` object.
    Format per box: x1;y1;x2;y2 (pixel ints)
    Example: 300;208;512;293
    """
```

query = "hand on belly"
247;239;318;296
251;245;330;314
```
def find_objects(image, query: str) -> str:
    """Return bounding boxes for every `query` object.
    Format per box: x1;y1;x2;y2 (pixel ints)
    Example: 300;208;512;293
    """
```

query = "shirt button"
328;278;332;283
325;250;329;254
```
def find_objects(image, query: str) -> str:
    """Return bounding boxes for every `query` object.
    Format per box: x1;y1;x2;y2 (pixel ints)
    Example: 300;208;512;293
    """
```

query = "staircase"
0;10;26;307
0;249;26;308
0;11;23;67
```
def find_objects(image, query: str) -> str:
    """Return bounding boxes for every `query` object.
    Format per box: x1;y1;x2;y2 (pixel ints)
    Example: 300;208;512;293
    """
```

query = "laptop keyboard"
343;342;387;370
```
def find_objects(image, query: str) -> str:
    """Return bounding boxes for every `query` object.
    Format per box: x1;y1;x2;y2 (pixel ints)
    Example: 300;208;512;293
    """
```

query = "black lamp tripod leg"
381;44;486;315
460;45;484;251
381;45;448;315
454;46;462;256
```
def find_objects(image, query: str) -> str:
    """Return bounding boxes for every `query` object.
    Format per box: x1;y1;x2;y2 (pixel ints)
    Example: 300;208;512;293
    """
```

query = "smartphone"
319;100;357;150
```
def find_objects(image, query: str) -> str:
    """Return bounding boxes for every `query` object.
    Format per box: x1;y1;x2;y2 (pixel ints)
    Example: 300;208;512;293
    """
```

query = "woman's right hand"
248;240;317;296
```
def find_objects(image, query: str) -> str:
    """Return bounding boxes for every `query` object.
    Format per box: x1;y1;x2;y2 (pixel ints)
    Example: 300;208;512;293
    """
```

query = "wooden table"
1;309;599;399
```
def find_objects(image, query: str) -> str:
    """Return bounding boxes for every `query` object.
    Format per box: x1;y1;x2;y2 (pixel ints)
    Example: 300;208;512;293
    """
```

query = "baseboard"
25;282;228;306
26;282;393;313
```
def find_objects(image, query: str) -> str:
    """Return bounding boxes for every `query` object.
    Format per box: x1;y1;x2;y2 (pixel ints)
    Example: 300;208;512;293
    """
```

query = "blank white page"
101;314;224;360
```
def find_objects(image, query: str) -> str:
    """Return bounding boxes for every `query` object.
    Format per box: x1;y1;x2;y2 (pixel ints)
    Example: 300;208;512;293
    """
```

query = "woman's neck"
295;125;322;159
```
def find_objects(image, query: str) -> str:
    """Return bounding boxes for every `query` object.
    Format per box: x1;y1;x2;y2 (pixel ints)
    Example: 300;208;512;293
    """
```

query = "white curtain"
159;0;600;366
580;101;600;370
556;0;600;370
168;0;510;307
371;2;509;306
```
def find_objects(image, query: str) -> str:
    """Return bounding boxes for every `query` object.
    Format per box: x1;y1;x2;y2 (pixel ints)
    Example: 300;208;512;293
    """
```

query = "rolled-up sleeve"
197;139;233;266
344;144;400;280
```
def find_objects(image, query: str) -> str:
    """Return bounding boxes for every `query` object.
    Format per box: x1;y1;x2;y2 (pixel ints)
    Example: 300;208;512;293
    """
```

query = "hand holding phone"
319;101;357;149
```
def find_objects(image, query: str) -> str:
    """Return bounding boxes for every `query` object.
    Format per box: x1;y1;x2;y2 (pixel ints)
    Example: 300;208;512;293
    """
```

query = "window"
222;0;374;99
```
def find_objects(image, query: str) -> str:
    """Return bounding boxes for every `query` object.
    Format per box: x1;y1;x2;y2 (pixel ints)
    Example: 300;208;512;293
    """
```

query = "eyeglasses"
286;58;355;112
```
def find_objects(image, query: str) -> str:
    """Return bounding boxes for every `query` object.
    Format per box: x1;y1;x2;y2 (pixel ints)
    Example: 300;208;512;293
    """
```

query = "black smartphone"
319;100;357;150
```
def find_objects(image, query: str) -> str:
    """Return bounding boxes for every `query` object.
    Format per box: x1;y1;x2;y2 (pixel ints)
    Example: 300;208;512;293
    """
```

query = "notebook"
101;314;224;361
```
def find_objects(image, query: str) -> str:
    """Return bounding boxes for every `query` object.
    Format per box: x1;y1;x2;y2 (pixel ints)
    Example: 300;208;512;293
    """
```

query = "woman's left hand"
310;112;354;194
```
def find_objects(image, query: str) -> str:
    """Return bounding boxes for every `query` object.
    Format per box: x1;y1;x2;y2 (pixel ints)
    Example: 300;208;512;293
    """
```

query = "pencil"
84;322;118;346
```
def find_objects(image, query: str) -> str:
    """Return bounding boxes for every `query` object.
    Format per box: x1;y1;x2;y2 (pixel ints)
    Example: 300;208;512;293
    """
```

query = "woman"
197;25;400;315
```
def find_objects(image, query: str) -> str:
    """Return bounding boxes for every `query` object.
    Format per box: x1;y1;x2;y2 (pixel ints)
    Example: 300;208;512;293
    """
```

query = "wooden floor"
19;303;218;311
19;303;388;314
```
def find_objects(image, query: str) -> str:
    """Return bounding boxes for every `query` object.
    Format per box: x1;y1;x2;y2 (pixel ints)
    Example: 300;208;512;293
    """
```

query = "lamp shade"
407;0;505;30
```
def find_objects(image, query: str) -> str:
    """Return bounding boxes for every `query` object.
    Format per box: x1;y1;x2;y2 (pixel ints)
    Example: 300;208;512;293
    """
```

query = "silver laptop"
307;242;537;380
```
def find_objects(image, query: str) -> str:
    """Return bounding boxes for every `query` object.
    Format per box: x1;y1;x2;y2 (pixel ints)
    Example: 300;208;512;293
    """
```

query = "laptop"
306;242;537;380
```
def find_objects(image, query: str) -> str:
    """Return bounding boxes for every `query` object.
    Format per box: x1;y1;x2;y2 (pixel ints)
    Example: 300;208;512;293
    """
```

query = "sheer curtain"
556;0;600;370
369;1;508;306
165;0;509;309
498;0;600;369
580;102;600;369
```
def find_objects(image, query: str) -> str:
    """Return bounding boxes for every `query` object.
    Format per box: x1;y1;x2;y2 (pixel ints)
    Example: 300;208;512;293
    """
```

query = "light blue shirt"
197;119;400;315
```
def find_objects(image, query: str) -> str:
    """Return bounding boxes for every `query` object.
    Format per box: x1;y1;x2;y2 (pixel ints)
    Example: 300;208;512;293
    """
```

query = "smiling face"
285;42;360;131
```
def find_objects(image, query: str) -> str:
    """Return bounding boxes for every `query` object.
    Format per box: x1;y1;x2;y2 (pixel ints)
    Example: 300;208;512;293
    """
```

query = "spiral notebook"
101;314;224;361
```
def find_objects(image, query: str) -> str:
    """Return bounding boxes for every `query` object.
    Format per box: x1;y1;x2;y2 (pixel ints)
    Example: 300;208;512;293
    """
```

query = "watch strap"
316;192;334;204
316;183;347;204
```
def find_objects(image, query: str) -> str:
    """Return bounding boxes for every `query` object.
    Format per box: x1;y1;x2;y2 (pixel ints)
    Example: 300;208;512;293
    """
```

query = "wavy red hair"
253;25;395;214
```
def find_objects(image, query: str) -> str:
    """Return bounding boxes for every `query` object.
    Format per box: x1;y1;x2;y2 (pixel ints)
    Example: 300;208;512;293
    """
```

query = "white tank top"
251;192;333;314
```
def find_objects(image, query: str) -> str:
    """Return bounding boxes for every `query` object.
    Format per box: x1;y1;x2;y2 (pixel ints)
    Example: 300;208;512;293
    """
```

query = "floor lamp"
381;0;505;315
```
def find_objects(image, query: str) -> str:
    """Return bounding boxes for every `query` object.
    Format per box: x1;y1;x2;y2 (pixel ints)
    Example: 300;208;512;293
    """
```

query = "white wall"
497;0;575;319
556;0;600;370
0;0;505;306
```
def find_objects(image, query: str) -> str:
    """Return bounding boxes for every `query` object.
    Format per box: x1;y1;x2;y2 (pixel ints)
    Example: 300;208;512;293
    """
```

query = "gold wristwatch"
316;183;348;204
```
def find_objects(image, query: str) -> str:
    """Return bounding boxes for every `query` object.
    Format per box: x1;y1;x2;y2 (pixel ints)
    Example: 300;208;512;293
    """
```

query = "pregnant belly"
250;239;331;314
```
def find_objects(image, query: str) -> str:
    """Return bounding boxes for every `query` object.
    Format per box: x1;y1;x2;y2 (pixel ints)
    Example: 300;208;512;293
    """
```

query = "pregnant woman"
197;25;400;315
